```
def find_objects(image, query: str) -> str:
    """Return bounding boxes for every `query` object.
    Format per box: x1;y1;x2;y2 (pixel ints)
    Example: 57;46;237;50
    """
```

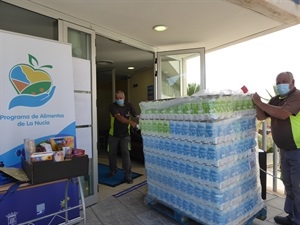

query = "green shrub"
257;132;274;153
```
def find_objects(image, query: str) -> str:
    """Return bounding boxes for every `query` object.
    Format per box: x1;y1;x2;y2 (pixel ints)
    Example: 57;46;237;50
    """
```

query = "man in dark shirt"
252;72;300;225
108;90;138;184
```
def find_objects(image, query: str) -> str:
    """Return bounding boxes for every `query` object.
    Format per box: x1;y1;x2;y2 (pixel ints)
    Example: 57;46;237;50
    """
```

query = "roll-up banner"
0;30;79;224
0;30;76;167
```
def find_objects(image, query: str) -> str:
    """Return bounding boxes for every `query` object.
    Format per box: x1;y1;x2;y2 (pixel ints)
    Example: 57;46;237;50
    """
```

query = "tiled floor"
80;153;287;225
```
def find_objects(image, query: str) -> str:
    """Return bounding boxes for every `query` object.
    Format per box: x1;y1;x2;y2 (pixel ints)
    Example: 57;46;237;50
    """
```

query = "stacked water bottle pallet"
139;93;266;225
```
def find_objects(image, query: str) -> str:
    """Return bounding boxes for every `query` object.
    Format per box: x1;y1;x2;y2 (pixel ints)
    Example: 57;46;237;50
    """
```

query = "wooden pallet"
244;206;267;225
145;194;201;225
145;194;267;225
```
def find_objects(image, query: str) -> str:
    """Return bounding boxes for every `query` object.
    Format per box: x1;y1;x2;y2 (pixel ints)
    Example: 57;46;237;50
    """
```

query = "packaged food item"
65;148;86;159
62;146;72;156
24;138;36;162
53;151;64;162
30;152;53;162
40;143;53;152
74;149;85;156
50;136;74;151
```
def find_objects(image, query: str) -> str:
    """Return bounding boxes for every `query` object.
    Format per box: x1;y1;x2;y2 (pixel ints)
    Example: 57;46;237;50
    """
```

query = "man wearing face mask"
107;90;138;184
252;71;300;225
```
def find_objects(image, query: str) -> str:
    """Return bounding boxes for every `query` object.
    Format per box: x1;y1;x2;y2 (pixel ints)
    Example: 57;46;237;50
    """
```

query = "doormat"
113;180;147;198
98;163;142;187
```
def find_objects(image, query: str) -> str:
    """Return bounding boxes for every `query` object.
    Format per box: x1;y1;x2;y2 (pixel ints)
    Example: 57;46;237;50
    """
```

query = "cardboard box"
22;155;89;184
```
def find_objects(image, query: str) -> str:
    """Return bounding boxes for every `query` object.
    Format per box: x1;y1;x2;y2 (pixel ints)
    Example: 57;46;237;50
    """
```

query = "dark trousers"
281;149;300;225
108;135;132;179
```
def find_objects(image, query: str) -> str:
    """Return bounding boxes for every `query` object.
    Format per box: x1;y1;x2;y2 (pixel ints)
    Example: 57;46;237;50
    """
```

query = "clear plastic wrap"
141;92;264;225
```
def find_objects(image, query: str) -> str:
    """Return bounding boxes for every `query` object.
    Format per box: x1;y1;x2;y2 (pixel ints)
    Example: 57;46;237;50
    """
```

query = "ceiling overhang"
5;0;300;52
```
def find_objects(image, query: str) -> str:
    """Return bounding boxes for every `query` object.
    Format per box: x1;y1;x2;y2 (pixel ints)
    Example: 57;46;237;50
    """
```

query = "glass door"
59;20;98;206
157;48;205;99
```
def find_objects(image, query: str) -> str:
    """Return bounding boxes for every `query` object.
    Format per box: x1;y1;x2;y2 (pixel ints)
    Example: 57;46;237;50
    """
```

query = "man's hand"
252;92;268;120
252;92;262;107
130;121;137;128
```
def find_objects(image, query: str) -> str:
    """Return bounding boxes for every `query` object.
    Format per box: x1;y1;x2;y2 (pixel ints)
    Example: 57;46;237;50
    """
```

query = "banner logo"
6;212;18;225
8;54;55;109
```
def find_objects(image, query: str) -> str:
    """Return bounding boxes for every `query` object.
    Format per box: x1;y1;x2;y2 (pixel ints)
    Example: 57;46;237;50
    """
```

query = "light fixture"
153;25;168;32
96;60;114;65
128;66;135;70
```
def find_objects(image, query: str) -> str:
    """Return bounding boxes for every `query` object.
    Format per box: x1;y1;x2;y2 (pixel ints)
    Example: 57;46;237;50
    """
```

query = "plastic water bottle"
190;142;199;162
163;120;170;137
193;162;202;183
189;201;197;218
189;121;197;142
197;122;206;143
175;120;183;139
182;98;192;121
196;204;204;221
204;206;214;224
182;121;189;139
164;138;171;153
198;145;207;164
183;141;191;160
176;140;184;156
190;97;200;121
182;198;190;214
169;120;176;138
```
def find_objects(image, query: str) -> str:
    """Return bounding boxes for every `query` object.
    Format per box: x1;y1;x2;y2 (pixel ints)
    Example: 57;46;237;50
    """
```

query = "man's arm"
255;102;291;120
252;93;291;120
114;113;137;127
255;105;268;120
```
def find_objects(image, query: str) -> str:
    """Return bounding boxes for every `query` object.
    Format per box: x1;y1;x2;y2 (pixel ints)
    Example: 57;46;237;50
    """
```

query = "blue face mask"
116;99;124;106
276;83;290;96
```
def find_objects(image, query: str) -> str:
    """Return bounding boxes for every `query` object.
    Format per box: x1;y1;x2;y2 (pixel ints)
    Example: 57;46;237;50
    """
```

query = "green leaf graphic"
40;65;53;69
29;54;39;67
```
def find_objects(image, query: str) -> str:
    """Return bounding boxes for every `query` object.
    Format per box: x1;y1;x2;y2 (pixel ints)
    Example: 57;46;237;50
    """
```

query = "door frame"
59;20;98;206
156;48;206;100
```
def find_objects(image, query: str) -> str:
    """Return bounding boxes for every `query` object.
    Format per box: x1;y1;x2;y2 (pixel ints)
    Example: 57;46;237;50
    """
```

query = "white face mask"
276;83;290;96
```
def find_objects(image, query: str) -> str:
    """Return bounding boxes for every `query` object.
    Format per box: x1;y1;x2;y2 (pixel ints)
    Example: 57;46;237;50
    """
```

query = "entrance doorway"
95;35;154;190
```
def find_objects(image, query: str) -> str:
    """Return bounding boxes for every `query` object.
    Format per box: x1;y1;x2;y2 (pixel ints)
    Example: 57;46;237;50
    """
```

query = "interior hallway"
79;153;287;225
